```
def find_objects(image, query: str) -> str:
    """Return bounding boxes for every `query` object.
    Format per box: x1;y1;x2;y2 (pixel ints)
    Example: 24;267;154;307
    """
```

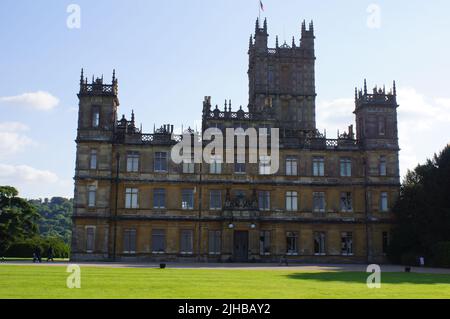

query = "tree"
389;145;450;266
0;186;40;256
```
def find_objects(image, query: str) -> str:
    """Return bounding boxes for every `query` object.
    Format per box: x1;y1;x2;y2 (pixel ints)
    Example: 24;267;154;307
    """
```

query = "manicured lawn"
0;265;449;299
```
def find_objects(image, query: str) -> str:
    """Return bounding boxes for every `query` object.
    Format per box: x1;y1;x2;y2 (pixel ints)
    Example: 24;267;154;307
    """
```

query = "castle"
71;18;400;263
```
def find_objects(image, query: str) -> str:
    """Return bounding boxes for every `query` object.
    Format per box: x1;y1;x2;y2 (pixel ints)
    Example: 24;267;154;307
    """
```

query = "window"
208;230;221;255
340;158;352;177
181;189;194;210
313;192;326;213
153;188;166;209
126;152;139;172
91;107;100;128
209;155;222;174
312;157;325;176
85;226;95;252
234;154;246;174
180;230;193;254
87;185;96;207
260;231;271;255
182;159;195;174
380;192;388;212
286;232;298;255
314;232;326;255
286;191;298;211
340;192;353;212
382;232;389;254
259;155;271;175
379;156;387;176
209;190;222;210
154;152;168;172
258;191;270;211
378;116;386;136
123;229;136;253
286;157;298;176
152;229;166;253
341;232;353;255
125;188;139;209
89;149;97;169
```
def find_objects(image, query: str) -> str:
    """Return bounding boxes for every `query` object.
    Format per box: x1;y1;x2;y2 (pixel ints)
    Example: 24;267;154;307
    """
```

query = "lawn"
0;265;449;299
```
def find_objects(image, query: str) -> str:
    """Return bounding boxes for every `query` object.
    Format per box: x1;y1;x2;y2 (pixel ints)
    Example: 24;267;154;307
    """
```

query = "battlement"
78;69;118;96
355;79;398;110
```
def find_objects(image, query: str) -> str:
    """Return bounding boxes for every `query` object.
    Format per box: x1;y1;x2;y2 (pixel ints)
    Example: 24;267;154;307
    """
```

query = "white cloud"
0;122;35;158
316;87;450;178
0;163;73;198
0;91;59;111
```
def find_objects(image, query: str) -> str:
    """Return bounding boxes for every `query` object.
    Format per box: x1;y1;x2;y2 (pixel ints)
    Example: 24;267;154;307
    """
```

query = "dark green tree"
0;186;40;256
389;145;450;266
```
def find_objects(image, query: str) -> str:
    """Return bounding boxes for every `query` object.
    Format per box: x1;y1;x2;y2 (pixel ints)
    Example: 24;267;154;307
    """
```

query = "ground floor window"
314;231;326;255
259;230;271;255
382;231;389;255
286;231;298;255
180;229;193;254
208;230;221;255
85;226;95;252
341;232;353;255
152;229;166;253
123;229;136;253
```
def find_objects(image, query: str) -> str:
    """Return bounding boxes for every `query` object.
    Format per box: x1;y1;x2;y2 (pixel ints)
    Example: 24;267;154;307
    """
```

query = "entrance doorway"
233;231;249;262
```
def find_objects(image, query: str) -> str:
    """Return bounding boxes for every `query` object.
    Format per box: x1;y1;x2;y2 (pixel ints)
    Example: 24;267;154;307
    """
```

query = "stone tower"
71;70;119;260
248;18;316;131
354;80;399;151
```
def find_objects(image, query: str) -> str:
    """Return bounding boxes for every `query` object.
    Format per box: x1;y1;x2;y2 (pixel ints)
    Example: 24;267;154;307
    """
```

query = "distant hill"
29;197;73;244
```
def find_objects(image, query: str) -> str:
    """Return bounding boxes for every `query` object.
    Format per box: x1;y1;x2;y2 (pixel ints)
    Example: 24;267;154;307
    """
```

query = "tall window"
126;152;139;172
234;154;246;174
91;107;100;128
153;188;166;209
209;190;222;210
259;155;271;175
152;229;166;253
380;192;388;212
286;157;298;176
182;157;195;174
181;189;194;210
89;149;97;170
85;226;95;252
123;229;136;253
87;185;96;207
313;192;326;213
378;116;386;136
312;157;325;176
314;231;326;255
285;191;298;211
340;158;352;177
341;232;353;255
260;231;271;255
180;230;193;254
208;230;221;255
340;192;353;212
258;191;270;211
382;231;389;254
286;232;298;255
379;156;387;176
125;188;139;209
154;152;168;172
209;155;222;174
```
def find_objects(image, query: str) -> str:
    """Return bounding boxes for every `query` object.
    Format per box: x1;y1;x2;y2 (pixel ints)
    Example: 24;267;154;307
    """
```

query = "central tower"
248;18;316;131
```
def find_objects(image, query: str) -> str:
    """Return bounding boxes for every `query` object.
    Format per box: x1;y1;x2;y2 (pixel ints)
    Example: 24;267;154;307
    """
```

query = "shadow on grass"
286;272;450;284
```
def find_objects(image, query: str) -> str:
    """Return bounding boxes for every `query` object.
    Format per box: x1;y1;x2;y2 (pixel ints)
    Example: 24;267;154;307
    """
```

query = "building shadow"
286;272;450;285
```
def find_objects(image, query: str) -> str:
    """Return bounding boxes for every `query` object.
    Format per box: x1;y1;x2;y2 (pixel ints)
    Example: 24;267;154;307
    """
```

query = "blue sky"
1;0;450;198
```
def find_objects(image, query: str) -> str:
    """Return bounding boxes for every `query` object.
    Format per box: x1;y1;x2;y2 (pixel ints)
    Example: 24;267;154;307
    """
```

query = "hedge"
4;236;70;258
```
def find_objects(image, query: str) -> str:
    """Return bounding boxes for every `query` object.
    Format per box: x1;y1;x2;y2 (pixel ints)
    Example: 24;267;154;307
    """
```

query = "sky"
0;0;449;199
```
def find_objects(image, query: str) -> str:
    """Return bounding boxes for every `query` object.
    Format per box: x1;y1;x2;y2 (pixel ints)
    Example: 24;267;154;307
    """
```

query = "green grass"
0;265;449;299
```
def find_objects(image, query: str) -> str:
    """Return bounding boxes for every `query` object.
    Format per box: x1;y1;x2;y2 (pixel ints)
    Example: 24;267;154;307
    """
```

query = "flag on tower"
260;0;264;11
